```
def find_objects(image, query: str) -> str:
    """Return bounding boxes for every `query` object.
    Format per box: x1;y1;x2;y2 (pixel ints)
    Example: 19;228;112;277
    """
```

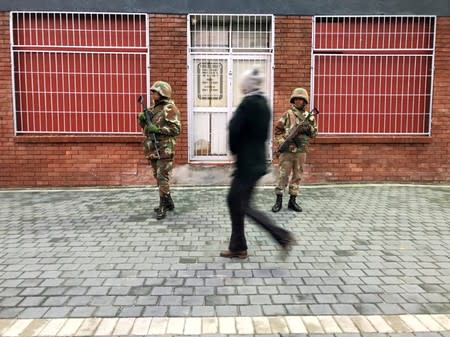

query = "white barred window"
311;16;436;135
11;12;149;134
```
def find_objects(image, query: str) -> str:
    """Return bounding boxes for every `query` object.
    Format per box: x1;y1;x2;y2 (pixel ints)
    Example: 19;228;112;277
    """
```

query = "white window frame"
311;15;436;136
10;11;150;135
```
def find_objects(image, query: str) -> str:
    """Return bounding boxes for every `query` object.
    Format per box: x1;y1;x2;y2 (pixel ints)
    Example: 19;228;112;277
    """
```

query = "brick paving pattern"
0;184;449;336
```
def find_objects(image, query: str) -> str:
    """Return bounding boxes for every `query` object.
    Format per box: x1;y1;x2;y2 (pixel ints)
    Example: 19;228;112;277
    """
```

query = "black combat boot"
153;196;161;213
154;194;174;212
287;195;302;212
271;194;283;212
166;194;174;211
156;196;168;220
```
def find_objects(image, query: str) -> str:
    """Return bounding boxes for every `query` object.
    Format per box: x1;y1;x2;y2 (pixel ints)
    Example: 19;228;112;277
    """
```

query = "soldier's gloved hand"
147;123;160;134
137;113;147;128
137;112;146;122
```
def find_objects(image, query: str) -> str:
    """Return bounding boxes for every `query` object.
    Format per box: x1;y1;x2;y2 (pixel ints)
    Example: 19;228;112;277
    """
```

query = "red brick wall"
0;13;449;187
0;12;145;187
428;17;450;182
0;14;13;186
273;16;450;183
148;14;188;165
0;13;188;187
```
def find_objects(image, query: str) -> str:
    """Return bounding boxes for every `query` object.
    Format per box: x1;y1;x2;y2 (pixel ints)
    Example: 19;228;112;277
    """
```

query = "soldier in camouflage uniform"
272;88;317;213
138;81;181;220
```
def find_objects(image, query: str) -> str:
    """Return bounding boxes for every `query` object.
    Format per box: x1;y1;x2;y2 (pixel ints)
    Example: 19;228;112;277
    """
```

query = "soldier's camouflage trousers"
150;158;173;197
275;152;307;196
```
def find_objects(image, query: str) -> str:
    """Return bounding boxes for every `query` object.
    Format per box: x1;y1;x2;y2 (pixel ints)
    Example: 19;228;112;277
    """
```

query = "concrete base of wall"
171;164;278;186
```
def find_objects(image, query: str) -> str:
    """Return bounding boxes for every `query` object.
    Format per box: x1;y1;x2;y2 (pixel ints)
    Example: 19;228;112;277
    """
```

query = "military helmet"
150;81;172;99
290;87;309;104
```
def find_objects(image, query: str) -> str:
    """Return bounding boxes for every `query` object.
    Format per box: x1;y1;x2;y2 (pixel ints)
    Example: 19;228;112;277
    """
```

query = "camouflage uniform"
138;81;181;219
272;88;317;212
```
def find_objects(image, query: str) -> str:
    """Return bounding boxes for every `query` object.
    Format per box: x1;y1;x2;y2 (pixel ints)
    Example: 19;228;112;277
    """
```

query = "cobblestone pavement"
0;184;449;336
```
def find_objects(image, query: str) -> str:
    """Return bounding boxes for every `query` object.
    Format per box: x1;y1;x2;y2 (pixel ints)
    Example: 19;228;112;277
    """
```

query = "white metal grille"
188;14;274;162
314;16;435;51
311;16;436;135
11;12;149;134
189;14;273;53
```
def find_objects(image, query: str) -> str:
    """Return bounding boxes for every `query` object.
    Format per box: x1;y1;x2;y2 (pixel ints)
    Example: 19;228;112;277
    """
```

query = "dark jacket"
228;93;270;181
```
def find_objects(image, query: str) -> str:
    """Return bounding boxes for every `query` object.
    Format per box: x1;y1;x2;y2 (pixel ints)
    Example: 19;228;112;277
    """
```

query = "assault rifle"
278;107;319;153
138;95;160;159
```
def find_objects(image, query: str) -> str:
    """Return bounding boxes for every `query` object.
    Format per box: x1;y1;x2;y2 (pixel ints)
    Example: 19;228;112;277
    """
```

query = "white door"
188;54;272;161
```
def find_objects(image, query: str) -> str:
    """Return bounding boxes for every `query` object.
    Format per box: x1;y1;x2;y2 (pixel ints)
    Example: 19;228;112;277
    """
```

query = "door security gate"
188;14;274;162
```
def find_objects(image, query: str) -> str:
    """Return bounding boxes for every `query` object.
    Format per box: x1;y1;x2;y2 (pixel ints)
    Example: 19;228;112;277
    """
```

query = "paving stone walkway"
0;184;449;336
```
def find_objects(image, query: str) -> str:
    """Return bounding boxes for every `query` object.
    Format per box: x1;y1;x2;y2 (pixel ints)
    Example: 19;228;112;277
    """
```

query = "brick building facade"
0;6;449;187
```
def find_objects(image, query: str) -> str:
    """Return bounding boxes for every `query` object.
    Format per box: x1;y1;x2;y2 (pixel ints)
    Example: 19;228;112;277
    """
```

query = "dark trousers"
227;175;291;251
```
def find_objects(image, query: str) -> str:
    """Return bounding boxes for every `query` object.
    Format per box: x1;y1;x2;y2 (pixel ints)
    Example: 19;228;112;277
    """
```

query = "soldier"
138;81;181;220
272;88;317;213
220;67;294;259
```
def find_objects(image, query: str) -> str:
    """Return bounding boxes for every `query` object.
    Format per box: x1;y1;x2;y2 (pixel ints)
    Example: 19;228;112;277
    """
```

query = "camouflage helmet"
150;81;172;99
290;87;309;104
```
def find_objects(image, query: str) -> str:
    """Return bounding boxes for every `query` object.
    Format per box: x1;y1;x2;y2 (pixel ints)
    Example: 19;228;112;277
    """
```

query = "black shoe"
288;195;302;212
279;233;296;250
271;194;282;212
279;233;296;260
220;250;248;259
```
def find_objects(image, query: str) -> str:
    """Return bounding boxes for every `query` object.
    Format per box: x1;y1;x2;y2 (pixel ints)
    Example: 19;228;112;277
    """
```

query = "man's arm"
274;114;287;144
228;100;248;154
274;113;290;153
